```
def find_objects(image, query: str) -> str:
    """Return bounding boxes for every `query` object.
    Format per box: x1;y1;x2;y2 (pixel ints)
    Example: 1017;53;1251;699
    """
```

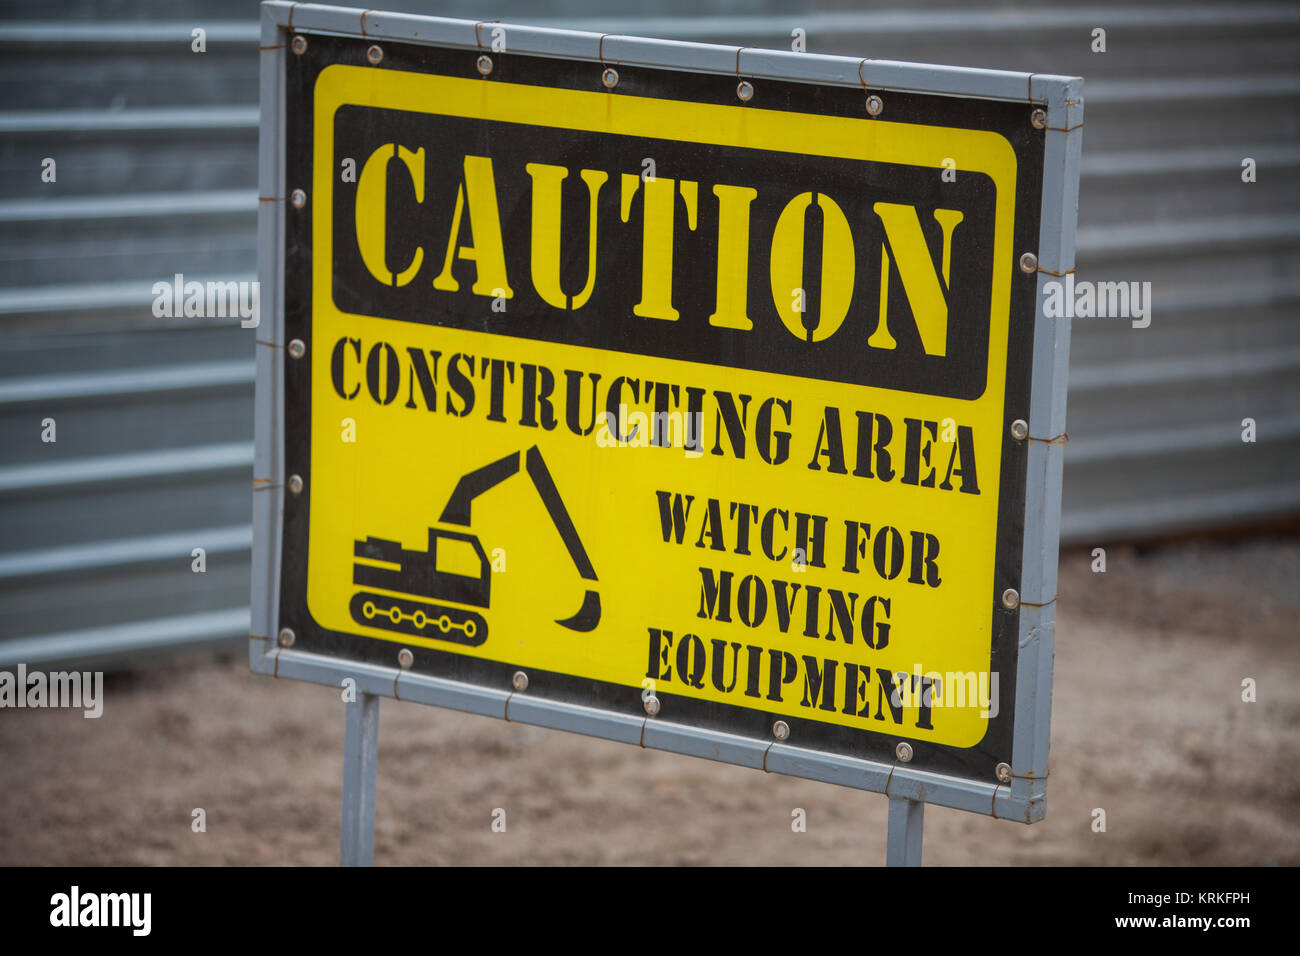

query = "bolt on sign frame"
251;1;1082;865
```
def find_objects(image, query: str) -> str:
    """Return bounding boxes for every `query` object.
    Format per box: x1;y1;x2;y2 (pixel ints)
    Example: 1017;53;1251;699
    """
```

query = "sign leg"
886;796;924;866
340;692;380;866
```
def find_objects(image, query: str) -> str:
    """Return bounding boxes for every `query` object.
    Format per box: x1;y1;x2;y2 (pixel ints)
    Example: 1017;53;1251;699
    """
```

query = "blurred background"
0;0;1296;865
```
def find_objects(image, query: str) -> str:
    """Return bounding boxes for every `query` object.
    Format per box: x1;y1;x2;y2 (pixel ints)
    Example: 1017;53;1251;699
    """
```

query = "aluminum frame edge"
261;1;1078;104
1008;75;1084;823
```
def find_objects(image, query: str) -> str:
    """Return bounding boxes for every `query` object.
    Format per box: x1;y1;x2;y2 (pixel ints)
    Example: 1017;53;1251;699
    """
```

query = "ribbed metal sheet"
1;1;1297;665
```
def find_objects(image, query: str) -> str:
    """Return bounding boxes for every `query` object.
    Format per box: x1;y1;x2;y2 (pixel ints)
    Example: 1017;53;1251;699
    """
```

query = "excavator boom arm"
523;446;597;582
438;445;599;586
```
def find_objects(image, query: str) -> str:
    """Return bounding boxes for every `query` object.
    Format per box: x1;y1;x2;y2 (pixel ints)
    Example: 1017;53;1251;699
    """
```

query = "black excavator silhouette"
349;445;600;646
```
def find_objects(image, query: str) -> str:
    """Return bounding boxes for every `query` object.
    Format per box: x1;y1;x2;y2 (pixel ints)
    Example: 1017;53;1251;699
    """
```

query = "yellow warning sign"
297;62;1018;751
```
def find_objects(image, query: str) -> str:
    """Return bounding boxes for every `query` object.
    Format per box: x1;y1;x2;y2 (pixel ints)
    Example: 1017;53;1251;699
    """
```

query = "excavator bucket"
556;589;601;632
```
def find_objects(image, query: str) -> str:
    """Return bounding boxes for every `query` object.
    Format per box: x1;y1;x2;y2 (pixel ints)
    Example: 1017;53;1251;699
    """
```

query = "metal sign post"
252;1;1082;866
340;693;379;866
887;795;925;866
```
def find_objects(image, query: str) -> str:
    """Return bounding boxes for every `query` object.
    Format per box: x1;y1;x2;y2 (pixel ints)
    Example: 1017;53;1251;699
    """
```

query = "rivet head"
287;338;306;359
398;648;414;669
291;35;307;56
477;54;493;76
366;44;383;66
772;720;790;741
866;94;884;116
643;694;660;715
278;627;295;647
512;670;528;691
290;188;306;209
1010;418;1028;440
1002;588;1020;610
1031;108;1048;129
1019;251;1038;273
996;762;1013;783
896;741;913;762
736;80;754;102
287;474;303;494
602;67;619;89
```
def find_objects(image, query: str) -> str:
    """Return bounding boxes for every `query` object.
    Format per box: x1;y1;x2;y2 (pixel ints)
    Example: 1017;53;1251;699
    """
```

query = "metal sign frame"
251;1;1082;861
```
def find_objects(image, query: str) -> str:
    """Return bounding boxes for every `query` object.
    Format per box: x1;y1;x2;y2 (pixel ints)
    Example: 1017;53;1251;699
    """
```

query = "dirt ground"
2;537;1297;866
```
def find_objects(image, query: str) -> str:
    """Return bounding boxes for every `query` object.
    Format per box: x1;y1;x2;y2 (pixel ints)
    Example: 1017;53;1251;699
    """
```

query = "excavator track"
349;591;488;646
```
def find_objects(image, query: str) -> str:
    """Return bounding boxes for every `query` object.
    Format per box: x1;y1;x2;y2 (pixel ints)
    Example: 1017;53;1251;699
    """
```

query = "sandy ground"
2;538;1297;866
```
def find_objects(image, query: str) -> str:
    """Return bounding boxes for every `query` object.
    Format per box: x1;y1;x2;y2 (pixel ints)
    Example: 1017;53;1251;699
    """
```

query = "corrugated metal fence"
2;0;1297;666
